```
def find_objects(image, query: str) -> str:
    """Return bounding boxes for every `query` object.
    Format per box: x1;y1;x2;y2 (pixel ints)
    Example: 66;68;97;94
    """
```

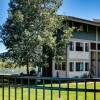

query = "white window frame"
75;62;84;71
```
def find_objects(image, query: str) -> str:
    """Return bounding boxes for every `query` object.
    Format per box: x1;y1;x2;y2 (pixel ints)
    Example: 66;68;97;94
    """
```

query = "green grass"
0;82;100;100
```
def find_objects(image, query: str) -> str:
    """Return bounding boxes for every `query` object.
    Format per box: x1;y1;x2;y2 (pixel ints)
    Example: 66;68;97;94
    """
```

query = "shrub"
81;74;89;78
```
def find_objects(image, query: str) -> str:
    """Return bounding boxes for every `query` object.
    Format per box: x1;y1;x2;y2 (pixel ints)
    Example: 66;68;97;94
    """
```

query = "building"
52;16;100;78
1;16;100;78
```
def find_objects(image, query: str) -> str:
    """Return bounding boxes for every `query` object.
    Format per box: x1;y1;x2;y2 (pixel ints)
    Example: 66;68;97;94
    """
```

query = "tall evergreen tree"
0;0;73;74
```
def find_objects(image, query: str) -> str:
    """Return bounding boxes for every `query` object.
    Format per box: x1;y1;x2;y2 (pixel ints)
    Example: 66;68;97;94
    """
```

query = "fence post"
51;80;53;100
94;80;96;100
67;81;69;100
85;80;87;100
15;77;17;100
76;80;78;100
21;78;23;100
43;79;45;100
2;76;4;100
28;77;30;100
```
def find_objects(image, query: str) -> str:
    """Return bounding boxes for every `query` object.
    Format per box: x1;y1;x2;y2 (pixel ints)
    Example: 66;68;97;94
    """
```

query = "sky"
0;0;100;53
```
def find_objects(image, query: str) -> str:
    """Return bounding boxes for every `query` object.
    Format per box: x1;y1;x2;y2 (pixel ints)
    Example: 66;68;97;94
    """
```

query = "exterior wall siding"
52;39;91;78
68;51;90;60
69;71;89;78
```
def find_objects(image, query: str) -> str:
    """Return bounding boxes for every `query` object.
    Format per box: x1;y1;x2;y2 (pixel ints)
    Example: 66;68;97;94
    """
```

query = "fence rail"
0;75;100;100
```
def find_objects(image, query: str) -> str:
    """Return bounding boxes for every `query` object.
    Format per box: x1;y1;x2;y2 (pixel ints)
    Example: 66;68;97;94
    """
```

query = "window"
55;63;61;70
76;62;83;71
83;24;87;32
88;25;96;33
69;42;74;51
55;63;57;70
91;43;96;50
38;67;41;72
69;62;74;71
85;63;89;71
76;42;84;51
85;43;89;52
98;44;100;50
74;22;82;30
68;21;73;27
62;62;66;70
55;62;66;71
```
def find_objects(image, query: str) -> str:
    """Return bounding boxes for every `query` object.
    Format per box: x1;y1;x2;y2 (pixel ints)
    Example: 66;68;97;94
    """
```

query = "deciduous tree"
0;0;73;74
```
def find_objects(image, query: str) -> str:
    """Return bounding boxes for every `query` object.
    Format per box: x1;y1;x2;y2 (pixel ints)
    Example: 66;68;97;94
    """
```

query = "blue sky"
0;0;100;53
58;0;100;20
0;0;9;53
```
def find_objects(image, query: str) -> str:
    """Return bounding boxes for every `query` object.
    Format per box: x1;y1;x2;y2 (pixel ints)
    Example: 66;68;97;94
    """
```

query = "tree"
0;0;73;74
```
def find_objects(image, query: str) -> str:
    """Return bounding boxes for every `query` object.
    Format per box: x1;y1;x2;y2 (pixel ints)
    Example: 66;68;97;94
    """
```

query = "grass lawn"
0;82;100;100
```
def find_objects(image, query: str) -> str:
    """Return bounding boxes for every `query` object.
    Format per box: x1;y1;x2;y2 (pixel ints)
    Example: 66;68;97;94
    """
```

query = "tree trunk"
26;63;29;75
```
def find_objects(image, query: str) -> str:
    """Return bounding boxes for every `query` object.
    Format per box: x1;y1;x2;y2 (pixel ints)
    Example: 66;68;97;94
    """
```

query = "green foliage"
0;0;73;74
81;73;89;78
0;60;15;68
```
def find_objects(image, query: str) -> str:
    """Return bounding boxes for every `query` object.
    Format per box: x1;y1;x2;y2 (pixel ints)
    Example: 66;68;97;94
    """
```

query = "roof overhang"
64;16;100;27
